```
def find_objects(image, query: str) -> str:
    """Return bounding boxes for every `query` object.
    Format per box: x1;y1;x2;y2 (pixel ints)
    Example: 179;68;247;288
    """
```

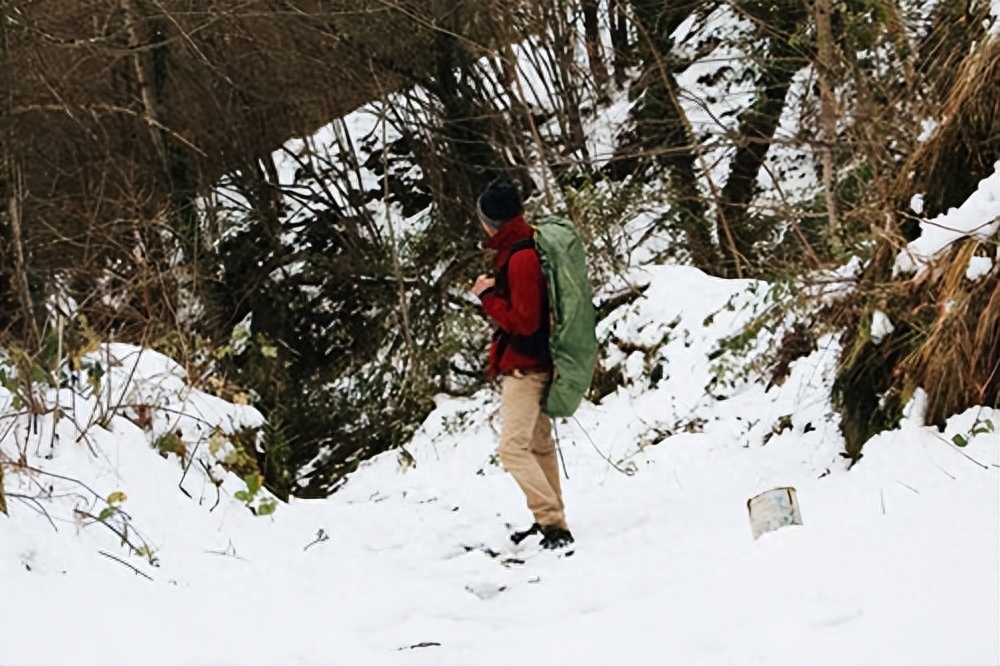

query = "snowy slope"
2;252;997;665
3;14;1000;661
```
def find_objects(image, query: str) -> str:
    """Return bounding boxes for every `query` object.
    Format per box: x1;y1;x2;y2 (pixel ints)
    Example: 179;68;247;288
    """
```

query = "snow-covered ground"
895;161;1000;276
3;11;999;663
2;256;997;665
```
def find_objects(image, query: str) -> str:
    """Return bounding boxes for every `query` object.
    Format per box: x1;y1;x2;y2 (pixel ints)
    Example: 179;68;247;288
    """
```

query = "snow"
8;167;999;663
675;6;759;191
870;310;895;344
585;95;632;169
894;161;1000;276
3;10;999;666
3;254;998;665
966;255;993;281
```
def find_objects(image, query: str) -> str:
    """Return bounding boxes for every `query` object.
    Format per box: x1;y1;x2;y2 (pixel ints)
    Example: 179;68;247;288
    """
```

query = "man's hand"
472;274;495;297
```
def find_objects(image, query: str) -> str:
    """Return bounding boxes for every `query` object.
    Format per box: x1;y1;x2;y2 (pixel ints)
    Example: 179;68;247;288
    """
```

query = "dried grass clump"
903;35;1000;219
907;241;1000;427
834;238;999;462
832;32;1000;462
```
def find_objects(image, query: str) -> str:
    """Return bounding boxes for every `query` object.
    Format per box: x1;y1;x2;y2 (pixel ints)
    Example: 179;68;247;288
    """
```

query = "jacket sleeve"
479;250;545;336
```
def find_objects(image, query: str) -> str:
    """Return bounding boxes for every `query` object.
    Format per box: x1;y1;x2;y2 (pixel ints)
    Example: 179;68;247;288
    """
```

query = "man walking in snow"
470;178;574;550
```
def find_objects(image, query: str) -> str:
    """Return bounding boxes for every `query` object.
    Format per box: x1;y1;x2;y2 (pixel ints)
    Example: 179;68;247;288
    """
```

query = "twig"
140;404;221;429
49;314;64;458
896;480;920;494
397;642;441;651
204;549;249;562
448;361;486;381
553;421;569;481
594;283;649;321
11;463;108;502
205;540;248;561
177;435;202;498
7;493;59;531
97;550;153;582
571;416;634;476
198;459;221;511
931;462;956;480
303;528;330;551
75;508;137;551
933;433;989;469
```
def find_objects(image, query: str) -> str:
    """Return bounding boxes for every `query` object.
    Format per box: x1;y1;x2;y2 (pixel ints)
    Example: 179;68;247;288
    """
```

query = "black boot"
539;525;574;550
510;523;541;545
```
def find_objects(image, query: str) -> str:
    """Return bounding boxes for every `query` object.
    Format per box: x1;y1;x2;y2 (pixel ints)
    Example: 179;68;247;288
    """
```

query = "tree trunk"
122;0;169;177
0;1;40;344
716;0;807;276
628;0;719;271
582;0;609;95
423;26;514;250
813;0;839;234
628;0;703;167
608;0;631;89
547;0;588;162
716;63;797;276
0;0;13;334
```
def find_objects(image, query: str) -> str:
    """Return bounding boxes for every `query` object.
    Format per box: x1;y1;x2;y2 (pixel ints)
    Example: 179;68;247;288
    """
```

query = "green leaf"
30;365;48;384
972;420;995;436
951;434;968;448
98;507;115;521
233;490;251;503
256;499;277;516
84;362;105;395
208;431;227;456
244;473;262;496
106;491;127;505
87;362;105;382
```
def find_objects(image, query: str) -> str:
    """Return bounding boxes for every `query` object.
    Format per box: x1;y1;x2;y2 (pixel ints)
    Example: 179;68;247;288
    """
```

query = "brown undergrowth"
832;237;999;463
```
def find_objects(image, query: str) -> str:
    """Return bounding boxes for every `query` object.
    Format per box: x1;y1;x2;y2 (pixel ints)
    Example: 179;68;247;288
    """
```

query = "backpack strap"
493;238;550;368
496;238;535;285
494;240;534;369
506;239;536;268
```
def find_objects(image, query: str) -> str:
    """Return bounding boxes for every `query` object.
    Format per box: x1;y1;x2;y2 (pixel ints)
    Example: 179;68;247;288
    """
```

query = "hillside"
2;238;997;663
2;3;999;663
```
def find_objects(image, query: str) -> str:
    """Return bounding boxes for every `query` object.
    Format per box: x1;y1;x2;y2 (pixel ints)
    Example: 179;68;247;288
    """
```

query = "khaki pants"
498;371;568;530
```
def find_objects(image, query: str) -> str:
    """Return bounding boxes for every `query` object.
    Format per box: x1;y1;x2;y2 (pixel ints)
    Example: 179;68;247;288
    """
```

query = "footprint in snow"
465;582;507;600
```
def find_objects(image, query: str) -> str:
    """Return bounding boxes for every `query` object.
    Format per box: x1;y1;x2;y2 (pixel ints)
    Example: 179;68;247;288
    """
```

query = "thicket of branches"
2;0;997;500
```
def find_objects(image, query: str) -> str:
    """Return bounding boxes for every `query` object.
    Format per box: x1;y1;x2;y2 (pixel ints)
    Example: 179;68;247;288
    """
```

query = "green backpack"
532;216;598;418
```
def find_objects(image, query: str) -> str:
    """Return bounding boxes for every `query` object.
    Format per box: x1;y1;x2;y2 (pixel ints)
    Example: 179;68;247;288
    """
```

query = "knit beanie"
476;179;523;229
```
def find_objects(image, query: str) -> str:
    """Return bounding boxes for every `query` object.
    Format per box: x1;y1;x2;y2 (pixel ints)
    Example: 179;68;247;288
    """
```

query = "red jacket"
479;216;553;379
